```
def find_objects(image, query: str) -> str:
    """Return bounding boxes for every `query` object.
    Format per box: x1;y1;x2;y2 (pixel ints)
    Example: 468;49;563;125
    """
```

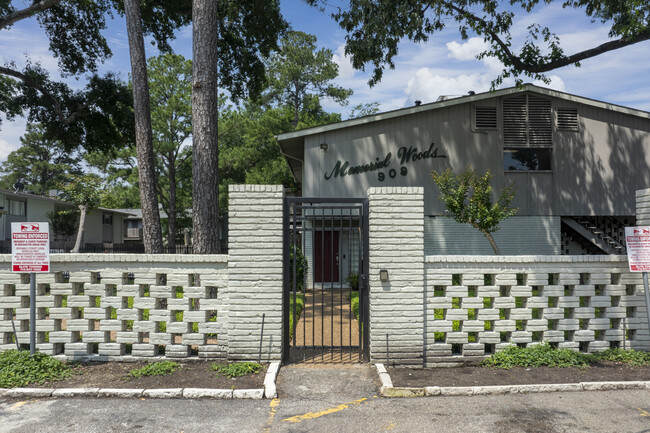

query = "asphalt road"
1;365;649;433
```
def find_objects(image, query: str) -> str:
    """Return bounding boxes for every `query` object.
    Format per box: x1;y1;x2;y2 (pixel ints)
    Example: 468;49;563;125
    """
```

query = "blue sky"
1;1;650;162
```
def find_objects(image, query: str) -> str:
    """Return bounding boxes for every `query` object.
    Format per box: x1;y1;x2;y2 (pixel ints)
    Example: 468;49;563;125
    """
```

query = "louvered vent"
528;95;552;146
503;95;527;146
475;106;497;129
557;107;578;130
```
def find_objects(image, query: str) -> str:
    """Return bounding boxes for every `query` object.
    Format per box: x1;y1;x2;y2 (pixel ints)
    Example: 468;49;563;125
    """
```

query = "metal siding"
424;216;560;255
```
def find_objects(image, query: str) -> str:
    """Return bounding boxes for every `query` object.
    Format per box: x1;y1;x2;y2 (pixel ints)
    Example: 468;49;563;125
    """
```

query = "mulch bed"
29;361;267;390
389;362;650;388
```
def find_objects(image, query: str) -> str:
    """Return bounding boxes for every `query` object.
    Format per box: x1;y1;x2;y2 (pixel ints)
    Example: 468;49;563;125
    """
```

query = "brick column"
636;188;650;226
368;187;425;365
228;185;284;361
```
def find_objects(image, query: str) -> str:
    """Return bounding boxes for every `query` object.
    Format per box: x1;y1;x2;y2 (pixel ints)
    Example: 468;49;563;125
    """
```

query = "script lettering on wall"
324;142;447;181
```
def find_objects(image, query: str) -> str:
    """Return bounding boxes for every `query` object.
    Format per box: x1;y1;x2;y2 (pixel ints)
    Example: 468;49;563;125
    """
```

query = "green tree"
58;174;103;253
264;31;352;127
0;123;82;194
348;102;381;119
431;167;518;255
306;0;650;86
148;53;192;249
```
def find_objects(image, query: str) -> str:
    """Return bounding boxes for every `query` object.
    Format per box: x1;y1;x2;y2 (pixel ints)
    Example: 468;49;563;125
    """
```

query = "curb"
374;364;650;398
0;361;282;400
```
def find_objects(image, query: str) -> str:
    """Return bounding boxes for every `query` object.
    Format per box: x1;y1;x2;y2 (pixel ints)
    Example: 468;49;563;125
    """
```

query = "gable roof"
276;84;650;183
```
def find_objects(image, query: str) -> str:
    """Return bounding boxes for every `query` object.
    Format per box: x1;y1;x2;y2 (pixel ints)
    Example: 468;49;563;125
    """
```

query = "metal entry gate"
283;198;369;363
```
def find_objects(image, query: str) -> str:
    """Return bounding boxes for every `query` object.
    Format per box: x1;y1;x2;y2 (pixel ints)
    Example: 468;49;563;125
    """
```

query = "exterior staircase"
561;216;628;255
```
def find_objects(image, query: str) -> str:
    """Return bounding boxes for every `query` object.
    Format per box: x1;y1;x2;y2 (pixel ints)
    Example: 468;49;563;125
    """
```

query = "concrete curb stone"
183;388;233;399
264;362;281;399
142;388;183;399
51;388;99;398
6;388;54;398
97;389;144;398
376;365;650;398
233;389;264;399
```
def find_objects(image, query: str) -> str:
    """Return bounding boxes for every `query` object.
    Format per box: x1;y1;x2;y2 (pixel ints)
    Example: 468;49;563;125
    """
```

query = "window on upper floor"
503;94;552;171
102;213;113;225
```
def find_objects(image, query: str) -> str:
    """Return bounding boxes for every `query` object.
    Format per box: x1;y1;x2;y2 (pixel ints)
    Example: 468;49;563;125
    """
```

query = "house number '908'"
378;166;407;181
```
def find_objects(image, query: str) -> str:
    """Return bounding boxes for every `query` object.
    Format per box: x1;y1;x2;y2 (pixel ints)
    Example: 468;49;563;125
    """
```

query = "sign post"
11;222;50;355
624;227;650;338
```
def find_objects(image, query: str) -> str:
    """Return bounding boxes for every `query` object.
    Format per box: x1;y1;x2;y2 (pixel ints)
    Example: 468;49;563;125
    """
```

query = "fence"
0;185;648;365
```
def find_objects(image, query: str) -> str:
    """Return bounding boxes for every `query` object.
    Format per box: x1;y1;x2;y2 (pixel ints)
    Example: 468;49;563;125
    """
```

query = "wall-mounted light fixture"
379;269;388;282
320;143;328;151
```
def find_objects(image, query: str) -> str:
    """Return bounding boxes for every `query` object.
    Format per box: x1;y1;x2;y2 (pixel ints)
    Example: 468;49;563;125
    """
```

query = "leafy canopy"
306;0;650;87
432;167;517;254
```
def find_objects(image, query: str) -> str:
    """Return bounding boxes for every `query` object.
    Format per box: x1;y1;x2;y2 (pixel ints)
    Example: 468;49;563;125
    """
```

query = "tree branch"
0;0;62;30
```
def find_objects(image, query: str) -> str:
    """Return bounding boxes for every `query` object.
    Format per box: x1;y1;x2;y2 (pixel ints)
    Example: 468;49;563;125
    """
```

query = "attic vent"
557;107;578;131
474;106;497;129
503;94;552;147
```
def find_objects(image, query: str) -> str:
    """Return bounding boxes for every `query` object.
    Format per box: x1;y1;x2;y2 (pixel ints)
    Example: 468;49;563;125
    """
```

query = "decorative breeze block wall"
424;257;649;365
0;255;228;360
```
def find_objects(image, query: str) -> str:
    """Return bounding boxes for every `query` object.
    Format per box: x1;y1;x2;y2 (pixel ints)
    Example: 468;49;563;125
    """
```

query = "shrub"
346;273;359;291
482;342;592;369
128;361;180;378
212;362;262;378
289;247;308;292
594;348;650;366
289;293;305;340
350;291;359;321
0;350;72;388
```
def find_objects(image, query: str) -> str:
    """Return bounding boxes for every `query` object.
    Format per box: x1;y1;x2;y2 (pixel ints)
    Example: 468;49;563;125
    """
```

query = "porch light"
380;269;388;282
320;142;328;151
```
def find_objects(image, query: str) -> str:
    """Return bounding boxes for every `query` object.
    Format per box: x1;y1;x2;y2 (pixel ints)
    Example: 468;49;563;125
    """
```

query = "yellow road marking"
638;408;649;417
263;398;281;432
283;397;368;423
386;421;396;430
9;401;27;412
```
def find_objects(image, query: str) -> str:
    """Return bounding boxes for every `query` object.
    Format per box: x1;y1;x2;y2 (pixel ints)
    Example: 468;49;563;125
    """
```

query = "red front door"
314;230;339;283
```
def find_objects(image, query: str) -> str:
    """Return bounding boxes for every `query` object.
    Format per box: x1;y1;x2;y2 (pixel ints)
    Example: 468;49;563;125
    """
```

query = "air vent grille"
557;107;578;130
503;94;552;147
475;106;497;129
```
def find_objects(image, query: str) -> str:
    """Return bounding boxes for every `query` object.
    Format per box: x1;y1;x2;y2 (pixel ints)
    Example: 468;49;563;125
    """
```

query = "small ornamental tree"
59;174;103;253
431;167;517;255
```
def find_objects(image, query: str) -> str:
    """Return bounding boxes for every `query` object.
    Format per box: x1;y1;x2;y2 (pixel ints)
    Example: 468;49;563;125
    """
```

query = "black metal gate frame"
282;197;369;363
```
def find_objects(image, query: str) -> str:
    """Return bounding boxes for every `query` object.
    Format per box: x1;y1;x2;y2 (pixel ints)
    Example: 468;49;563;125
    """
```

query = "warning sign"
11;222;50;273
625;227;650;272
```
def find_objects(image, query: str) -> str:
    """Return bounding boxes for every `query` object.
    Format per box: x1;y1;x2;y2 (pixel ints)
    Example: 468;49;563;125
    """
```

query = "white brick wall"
0;254;228;360
227;185;284;361
368;187;425;365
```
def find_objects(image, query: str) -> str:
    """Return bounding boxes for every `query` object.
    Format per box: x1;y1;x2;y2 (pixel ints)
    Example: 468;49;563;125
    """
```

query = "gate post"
368;187;425;366
228;185;284;361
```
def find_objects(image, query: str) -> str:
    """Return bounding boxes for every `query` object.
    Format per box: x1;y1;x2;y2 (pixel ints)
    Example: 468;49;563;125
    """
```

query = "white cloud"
332;45;355;80
0;115;26;163
404;68;492;103
447;38;488;61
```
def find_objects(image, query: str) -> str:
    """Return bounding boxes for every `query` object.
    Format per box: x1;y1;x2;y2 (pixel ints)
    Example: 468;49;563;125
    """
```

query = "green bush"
482;342;592;369
212;362;262;378
128;361;180;378
289;247;308;292
0;350;72;388
346;273;359;291
289;293;305;340
593;348;650;366
350;291;359;321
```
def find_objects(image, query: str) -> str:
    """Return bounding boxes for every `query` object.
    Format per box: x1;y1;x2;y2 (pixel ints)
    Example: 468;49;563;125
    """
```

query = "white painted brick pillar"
636;188;650;226
368;187;425;365
228;185;284;361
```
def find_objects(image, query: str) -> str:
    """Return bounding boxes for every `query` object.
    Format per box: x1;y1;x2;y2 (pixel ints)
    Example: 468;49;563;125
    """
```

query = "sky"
1;1;650;163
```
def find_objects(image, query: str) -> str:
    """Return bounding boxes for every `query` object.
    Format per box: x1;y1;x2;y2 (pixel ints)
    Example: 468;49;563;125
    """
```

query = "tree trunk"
168;153;177;250
481;229;501;255
192;0;220;254
124;0;164;254
71;204;87;253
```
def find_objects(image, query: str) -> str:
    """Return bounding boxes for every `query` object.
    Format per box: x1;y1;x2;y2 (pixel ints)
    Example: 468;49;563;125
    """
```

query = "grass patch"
0;350;72;388
289;293;305;340
128;361;180;378
211;362;262;378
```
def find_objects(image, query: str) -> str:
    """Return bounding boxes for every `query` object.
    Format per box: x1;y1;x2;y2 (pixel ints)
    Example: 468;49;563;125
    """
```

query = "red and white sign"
11;222;50;273
625;226;650;272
